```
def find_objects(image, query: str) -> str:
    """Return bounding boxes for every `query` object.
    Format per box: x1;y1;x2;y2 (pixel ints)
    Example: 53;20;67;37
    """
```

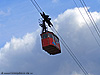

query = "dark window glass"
55;36;59;43
48;33;52;38
42;34;48;39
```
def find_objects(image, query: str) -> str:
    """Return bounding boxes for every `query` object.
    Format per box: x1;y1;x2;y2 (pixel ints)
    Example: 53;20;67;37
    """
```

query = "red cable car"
30;0;61;55
40;31;61;55
39;12;61;55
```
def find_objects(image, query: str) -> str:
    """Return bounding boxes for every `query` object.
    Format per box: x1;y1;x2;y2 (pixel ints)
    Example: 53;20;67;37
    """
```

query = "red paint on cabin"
40;31;61;55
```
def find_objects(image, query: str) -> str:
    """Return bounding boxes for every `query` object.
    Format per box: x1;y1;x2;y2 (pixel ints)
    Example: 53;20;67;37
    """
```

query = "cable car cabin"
40;31;61;55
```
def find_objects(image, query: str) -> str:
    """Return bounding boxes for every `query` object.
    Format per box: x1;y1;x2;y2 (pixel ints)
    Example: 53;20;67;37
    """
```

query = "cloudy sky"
0;0;100;75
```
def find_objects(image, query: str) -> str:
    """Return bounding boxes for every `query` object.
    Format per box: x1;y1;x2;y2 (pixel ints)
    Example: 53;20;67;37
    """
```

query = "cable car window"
55;37;59;43
48;33;52;38
42;34;48;39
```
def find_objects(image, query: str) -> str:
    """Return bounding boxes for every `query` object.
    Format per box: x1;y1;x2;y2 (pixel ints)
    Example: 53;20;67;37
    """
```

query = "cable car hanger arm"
40;12;53;27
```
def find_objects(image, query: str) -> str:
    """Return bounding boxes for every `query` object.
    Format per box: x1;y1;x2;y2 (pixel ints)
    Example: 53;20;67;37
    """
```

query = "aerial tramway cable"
81;0;100;34
30;0;89;75
72;0;100;47
33;0;43;13
30;0;41;13
79;0;100;39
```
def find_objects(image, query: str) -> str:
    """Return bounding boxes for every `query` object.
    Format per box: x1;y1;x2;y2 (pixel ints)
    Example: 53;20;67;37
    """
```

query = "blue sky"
0;0;100;47
0;0;100;75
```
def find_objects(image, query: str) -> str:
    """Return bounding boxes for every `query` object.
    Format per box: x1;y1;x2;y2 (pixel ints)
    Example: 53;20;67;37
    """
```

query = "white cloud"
71;72;93;75
52;7;100;75
0;8;11;16
0;29;40;71
71;72;83;75
53;7;100;46
53;7;91;28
